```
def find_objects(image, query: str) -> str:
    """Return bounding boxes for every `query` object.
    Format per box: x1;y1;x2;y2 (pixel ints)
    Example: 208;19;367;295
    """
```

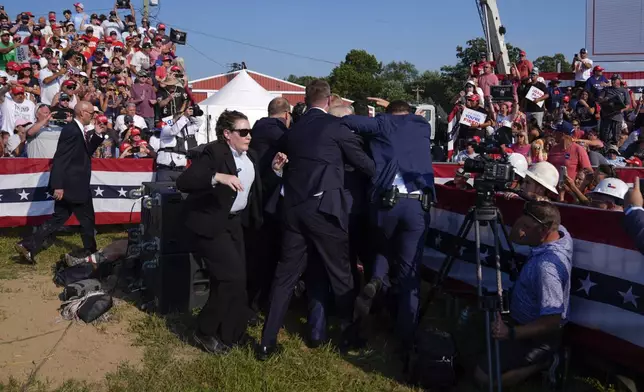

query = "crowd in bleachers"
448;48;644;208
0;2;193;159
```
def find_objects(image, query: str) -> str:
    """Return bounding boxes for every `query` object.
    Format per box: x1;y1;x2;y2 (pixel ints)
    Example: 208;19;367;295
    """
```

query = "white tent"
197;70;276;142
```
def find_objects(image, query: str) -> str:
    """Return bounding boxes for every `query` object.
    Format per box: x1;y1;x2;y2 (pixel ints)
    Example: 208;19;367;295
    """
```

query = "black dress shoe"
15;243;36;264
193;331;231;355
354;278;382;317
256;343;279;361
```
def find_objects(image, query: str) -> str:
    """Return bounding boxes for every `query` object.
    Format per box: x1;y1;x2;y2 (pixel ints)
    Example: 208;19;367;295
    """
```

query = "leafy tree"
328;49;383;100
379;79;413;102
381;61;419;85
285;75;323;86
533;53;571;73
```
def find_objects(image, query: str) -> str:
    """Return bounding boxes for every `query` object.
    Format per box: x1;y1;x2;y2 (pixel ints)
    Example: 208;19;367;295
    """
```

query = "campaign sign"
459;108;487;126
16;46;31;63
526;86;545;108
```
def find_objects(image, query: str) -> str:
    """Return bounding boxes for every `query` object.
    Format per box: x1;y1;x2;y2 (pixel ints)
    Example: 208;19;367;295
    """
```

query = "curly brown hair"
215;110;248;143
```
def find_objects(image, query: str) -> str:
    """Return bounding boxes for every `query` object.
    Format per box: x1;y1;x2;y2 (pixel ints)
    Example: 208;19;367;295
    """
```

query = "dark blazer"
249;117;288;172
49;120;104;203
249;117;288;214
176;142;266;238
279;108;375;230
342;113;436;202
624;208;644;255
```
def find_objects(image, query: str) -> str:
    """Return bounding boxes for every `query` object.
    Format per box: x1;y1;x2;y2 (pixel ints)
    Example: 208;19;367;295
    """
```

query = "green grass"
0;227;626;392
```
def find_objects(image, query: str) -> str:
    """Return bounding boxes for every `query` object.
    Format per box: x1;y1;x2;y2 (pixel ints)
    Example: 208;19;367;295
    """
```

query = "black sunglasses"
232;128;251;137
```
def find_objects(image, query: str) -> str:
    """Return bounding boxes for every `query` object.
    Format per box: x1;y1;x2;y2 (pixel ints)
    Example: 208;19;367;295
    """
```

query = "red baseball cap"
519;50;526;56
11;85;25;94
105;37;113;43
136;140;148;147
130;128;141;136
116;80;127;86
170;65;181;72
98;71;109;78
466;93;480;102
20;62;31;70
563;96;571;103
626;157;642;167
95;114;108;124
593;65;604;72
119;142;132;154
6;61;18;71
158;24;166;30
472;136;481;144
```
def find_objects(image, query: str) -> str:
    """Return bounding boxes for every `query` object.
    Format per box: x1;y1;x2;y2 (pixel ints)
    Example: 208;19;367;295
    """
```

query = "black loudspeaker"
169;28;187;45
140;182;190;255
142;252;210;314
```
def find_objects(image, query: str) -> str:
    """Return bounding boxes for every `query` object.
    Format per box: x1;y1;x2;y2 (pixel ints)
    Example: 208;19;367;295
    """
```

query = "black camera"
464;155;514;184
131;146;140;154
191;105;203;117
116;0;130;9
464;152;514;207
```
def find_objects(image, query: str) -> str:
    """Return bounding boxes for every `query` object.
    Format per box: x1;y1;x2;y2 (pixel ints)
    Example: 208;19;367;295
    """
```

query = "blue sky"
8;0;643;80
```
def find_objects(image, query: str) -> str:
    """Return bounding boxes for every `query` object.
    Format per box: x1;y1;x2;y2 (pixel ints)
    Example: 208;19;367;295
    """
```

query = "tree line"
286;37;572;120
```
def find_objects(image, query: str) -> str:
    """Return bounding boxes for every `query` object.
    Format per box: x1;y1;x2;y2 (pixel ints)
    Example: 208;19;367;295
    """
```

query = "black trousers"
156;167;185;182
24;198;97;255
261;197;354;346
599;119;621;145
245;210;282;311
193;214;251;346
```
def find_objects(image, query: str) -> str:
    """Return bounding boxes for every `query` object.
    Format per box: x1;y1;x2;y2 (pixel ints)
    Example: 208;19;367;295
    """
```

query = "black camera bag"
407;326;457;390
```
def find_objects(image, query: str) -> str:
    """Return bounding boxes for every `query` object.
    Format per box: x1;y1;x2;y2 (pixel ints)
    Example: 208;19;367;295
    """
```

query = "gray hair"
329;105;354;118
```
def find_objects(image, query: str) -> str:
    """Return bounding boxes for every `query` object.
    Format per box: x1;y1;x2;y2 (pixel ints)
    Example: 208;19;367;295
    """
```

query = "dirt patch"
0;275;143;388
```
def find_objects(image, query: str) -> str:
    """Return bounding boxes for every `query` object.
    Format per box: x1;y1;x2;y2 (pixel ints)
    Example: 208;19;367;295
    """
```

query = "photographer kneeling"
474;201;572;388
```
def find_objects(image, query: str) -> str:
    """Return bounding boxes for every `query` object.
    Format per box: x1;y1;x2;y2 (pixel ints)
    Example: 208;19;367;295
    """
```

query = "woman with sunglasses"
175;110;269;354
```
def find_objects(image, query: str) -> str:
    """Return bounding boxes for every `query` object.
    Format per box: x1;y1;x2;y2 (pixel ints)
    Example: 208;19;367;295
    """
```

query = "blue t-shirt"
586;75;609;97
510;226;573;325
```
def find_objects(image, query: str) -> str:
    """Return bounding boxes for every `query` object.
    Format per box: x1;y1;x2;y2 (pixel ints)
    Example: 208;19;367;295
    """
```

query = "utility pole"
412;85;424;103
143;0;149;20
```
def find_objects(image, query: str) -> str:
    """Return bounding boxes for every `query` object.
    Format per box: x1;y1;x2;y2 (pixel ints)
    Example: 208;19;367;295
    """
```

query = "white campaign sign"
526;86;545;108
16;46;31;63
459;108;487;126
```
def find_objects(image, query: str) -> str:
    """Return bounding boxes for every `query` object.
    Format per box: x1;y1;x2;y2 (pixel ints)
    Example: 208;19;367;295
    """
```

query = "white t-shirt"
26;124;62;158
575;59;594;82
101;20;123;38
1;97;36;133
39;68;62;105
6;133;22;156
129;51;150;72
114;114;147;134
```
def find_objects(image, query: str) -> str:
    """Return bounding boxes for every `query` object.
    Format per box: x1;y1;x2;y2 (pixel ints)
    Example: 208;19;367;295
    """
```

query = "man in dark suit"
258;80;375;359
624;176;644;255
342;100;436;348
176;110;280;354
245;97;291;312
16;101;106;263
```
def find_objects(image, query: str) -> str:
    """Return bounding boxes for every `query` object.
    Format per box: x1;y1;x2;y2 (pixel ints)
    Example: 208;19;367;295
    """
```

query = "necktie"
84;126;91;145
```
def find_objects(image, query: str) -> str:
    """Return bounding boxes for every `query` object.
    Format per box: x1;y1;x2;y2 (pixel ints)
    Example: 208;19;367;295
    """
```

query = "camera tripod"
422;204;518;392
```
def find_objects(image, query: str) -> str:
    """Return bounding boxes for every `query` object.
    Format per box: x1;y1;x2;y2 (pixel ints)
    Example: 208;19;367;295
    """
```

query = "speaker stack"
138;182;210;314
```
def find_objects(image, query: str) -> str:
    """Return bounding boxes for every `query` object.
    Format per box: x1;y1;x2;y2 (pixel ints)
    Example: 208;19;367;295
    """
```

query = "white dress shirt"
228;146;255;214
392;172;421;195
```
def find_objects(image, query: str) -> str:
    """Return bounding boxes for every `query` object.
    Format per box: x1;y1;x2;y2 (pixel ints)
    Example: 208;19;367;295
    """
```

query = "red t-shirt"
516;60;533;80
547;142;592;180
